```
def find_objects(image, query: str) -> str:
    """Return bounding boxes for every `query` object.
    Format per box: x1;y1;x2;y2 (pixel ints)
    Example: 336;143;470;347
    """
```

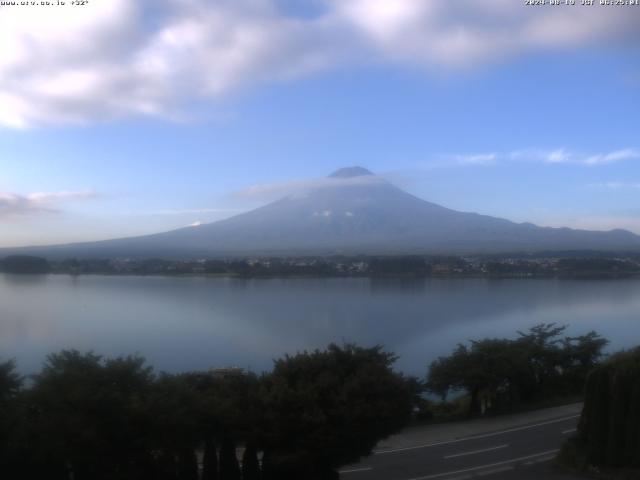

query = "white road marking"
444;444;509;459
523;454;556;466
339;467;373;474
477;465;514;476
375;415;579;455
562;428;577;435
406;449;560;480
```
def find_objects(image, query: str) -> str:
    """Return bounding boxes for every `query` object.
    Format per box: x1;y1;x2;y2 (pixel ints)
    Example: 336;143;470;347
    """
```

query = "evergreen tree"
605;370;631;466
586;365;611;465
578;347;640;468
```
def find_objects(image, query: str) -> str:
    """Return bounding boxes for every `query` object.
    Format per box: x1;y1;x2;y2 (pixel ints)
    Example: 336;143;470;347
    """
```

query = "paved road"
340;404;584;480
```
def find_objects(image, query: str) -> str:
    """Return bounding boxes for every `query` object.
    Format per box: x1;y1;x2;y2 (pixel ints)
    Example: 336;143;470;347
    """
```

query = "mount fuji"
4;167;640;259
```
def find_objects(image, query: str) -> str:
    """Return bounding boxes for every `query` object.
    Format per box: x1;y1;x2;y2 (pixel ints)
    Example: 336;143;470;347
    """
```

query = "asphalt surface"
339;407;584;480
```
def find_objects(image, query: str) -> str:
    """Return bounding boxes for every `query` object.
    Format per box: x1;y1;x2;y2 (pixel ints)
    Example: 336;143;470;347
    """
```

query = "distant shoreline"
2;253;640;279
3;271;640;281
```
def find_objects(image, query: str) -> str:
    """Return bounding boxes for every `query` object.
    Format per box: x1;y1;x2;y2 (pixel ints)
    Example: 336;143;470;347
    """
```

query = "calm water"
1;274;639;376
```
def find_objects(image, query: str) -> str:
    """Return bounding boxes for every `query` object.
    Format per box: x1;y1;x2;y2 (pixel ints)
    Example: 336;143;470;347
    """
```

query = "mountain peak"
328;166;373;179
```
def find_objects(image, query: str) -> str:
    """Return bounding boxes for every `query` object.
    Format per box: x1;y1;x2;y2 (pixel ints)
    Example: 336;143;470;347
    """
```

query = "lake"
1;274;639;376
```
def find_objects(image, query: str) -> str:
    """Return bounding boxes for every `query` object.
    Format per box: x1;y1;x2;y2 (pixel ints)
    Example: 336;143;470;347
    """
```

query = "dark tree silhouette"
578;347;640;468
202;439;219;480
27;351;155;480
0;255;50;274
177;448;198;480
241;442;261;480
260;344;416;478
427;324;608;415
0;343;417;479
219;436;241;480
0;360;24;478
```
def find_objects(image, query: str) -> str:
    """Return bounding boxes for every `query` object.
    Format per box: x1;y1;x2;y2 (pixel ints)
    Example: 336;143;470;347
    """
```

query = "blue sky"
0;0;639;247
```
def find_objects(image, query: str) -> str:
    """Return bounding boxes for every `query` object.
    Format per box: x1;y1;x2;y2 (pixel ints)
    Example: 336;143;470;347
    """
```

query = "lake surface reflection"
1;274;639;375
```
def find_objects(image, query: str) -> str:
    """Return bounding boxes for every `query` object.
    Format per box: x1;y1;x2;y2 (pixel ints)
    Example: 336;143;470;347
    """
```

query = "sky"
0;0;639;247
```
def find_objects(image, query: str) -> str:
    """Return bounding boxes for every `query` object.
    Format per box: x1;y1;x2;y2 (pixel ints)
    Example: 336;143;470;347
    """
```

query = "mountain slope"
4;167;640;259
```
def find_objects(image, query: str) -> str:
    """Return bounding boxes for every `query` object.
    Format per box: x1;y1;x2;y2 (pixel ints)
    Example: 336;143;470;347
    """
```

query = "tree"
28;351;155;480
516;323;566;390
427;339;526;414
219;436;241;480
202;440;219;480
560;331;608;391
369;256;428;276
0;360;21;401
177;448;199;480
0;360;24;477
147;373;202;479
260;344;415;478
578;347;640;468
427;325;608;415
241;443;261;480
0;255;50;274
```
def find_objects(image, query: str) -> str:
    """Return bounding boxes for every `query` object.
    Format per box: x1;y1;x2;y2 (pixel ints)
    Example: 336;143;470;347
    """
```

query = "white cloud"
0;0;638;128
233;174;384;201
539;148;640;165
331;0;436;46
587;182;640;190
451;153;497;165
0;190;97;218
329;0;639;68
122;208;242;216
0;0;140;127
583;149;640;166
442;148;640;167
546;149;571;164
